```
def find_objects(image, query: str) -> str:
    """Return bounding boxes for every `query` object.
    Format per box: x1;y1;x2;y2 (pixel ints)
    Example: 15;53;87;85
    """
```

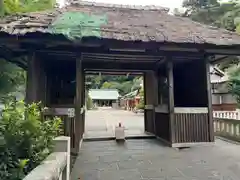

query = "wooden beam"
82;55;160;62
3;34;240;56
83;61;156;71
85;71;143;75
36;48;205;58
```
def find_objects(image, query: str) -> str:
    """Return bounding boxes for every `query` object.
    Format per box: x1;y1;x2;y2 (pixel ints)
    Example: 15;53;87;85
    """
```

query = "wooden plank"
174;107;208;113
155;105;168;113
43;107;73;116
155;113;170;141
173;113;209;144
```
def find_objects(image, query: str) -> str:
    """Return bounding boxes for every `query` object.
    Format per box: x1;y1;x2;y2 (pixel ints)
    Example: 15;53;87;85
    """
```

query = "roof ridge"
69;0;169;12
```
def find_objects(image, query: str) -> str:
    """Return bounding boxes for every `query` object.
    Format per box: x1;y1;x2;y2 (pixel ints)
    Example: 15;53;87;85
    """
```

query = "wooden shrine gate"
1;1;240;153
23;51;215;153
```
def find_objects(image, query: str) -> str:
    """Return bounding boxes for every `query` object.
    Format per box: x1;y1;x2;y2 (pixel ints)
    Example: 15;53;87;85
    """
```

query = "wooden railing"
43;107;76;152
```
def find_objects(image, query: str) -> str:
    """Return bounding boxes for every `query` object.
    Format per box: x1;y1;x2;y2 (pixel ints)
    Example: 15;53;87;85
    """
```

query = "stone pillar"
54;136;71;180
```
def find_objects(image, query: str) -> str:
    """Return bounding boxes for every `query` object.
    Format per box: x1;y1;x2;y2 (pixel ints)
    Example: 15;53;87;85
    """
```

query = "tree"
86;94;93;110
2;0;56;15
175;0;240;70
228;65;240;106
0;0;3;16
86;74;142;96
0;59;25;97
101;81;112;89
136;88;144;109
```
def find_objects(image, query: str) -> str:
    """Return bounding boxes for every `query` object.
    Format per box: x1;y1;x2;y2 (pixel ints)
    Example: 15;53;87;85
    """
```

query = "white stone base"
115;126;125;140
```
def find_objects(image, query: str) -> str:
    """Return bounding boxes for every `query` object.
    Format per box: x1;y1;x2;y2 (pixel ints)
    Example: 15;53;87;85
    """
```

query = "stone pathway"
71;138;240;180
84;108;147;139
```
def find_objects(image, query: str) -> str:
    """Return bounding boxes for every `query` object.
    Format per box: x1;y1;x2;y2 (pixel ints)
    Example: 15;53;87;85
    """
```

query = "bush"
86;94;93;110
136;101;144;109
0;100;62;180
136;88;144;110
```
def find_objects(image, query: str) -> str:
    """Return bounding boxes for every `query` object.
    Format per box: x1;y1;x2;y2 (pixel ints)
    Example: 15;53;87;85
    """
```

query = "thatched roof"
0;1;240;46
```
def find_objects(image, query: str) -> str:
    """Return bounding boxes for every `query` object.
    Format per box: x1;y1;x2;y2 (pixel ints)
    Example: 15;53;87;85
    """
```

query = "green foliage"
136;88;144;110
86;94;93;110
2;0;56;15
0;99;62;180
217;56;240;71
181;0;238;27
0;0;55;98
183;0;219;9
179;0;240;31
0;60;25;98
87;75;142;96
175;0;240;70
101;80;138;95
101;81;112;89
228;65;240;105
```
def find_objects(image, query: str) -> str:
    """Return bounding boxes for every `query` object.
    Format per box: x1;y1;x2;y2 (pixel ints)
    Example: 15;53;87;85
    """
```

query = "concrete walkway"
71;108;240;180
71;138;240;180
84;108;147;139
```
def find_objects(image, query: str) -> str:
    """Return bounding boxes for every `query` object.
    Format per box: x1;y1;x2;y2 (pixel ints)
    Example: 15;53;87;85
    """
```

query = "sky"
58;0;184;10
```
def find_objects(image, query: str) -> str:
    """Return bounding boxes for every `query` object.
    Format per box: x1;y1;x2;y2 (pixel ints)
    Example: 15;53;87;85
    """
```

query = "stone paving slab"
84;108;145;139
71;139;240;180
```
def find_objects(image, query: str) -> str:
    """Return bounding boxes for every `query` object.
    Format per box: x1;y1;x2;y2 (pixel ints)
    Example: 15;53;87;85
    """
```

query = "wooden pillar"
205;57;214;142
143;73;147;132
75;57;83;153
82;71;86;133
167;60;175;144
25;53;46;104
26;53;37;103
144;71;158;134
152;72;158;134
